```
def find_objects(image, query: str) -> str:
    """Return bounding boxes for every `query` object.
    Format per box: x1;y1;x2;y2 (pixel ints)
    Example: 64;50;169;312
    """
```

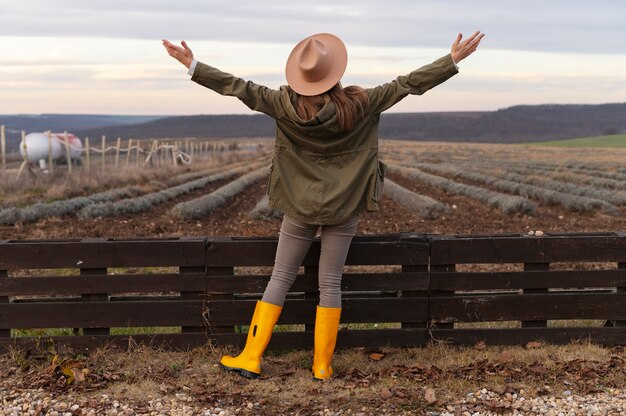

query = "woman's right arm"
366;53;459;114
366;31;484;114
163;39;283;119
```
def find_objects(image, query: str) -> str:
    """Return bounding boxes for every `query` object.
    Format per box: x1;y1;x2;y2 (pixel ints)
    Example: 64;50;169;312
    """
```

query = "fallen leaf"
380;388;393;399
528;362;548;375
370;353;385;361
424;388;437;403
492;384;506;395
71;368;86;384
499;350;515;363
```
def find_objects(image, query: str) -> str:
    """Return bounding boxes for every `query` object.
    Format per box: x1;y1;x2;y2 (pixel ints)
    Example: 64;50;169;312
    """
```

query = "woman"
163;31;484;381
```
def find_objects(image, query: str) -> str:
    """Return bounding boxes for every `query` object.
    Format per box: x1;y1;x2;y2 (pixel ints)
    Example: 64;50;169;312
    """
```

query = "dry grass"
2;337;624;415
0;148;268;209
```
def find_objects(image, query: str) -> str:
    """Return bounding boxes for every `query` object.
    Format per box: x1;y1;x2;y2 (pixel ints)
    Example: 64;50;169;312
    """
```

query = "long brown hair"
295;83;369;131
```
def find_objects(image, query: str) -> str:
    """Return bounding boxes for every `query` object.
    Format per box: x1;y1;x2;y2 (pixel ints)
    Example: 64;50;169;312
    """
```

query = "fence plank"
429;269;626;291
430;327;626;346
0;237;206;269
430;293;626;322
0;333;209;354
0;328;428;353
0;273;206;296
203;272;428;294
214;328;426;350
430;233;626;264
206;298;428;326
0;300;204;328
206;234;429;267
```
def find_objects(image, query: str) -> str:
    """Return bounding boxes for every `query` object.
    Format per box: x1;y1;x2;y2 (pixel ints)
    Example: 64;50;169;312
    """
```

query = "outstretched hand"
451;31;485;64
162;39;194;68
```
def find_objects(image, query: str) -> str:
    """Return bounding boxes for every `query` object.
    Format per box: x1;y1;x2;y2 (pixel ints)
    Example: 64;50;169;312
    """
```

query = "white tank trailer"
19;132;83;169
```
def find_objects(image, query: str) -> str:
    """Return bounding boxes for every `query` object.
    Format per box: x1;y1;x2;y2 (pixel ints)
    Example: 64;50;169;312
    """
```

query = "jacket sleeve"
191;61;284;119
365;53;459;115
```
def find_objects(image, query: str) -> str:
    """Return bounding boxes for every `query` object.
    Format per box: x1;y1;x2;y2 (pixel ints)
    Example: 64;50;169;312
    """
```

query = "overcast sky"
1;0;625;115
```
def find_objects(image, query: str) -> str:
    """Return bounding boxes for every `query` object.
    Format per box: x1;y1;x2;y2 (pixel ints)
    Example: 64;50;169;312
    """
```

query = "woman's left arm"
163;39;283;119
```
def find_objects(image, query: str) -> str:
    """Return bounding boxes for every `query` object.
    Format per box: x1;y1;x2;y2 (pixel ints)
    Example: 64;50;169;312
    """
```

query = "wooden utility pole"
63;131;72;174
114;137;121;169
125;139;133;168
135;140;141;167
16;131;28;179
85;137;90;170
101;135;106;173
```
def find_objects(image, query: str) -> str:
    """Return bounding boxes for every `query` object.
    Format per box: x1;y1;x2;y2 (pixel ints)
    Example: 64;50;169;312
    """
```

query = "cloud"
2;1;625;54
1;1;625;114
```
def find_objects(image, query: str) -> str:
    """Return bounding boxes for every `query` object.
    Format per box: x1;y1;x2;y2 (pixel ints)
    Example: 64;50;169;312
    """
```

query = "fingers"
462;31;484;48
181;40;190;51
452;33;462;49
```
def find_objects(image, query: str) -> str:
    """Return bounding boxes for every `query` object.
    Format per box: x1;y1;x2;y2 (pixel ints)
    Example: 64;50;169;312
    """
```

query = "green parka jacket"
191;53;458;225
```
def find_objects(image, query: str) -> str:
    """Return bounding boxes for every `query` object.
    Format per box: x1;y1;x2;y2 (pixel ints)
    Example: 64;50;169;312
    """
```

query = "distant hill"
1;103;625;151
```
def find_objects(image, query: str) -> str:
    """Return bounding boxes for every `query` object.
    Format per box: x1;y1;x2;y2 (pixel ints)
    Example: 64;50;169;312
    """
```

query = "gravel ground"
440;387;626;416
2;386;625;415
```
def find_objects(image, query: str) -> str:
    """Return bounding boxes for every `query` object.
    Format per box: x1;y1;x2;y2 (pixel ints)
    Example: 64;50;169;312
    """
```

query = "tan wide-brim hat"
285;33;348;96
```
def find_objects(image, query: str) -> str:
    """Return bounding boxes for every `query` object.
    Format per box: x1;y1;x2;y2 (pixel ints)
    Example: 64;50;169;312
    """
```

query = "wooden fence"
0;232;625;353
0;125;245;178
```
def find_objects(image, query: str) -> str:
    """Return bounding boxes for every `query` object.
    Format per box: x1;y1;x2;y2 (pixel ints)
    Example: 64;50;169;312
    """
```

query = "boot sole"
219;363;260;379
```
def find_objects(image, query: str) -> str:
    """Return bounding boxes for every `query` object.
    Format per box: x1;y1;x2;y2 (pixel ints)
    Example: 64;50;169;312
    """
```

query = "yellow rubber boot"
311;305;342;380
219;300;282;379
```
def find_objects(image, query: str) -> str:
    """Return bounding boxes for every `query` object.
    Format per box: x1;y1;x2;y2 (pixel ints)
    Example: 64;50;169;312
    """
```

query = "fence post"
425;263;455;333
101;135;106;173
80;266;110;337
0;125;5;174
84;137;90;171
304;265;319;332
205;266;235;335
135;140;141;167
171;143;177;166
114;137;121;169
63;131;72;174
47;131;54;175
180;266;206;334
616;262;626;327
16;131;28;179
0;268;8;339
521;262;549;328
125;139;133;169
146;139;156;167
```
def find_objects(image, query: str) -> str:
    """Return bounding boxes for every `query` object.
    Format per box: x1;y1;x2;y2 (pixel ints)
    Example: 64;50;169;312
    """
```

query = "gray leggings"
261;214;359;308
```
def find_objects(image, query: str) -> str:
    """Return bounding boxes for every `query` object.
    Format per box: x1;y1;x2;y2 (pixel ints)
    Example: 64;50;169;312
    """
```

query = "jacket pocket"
374;160;387;202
